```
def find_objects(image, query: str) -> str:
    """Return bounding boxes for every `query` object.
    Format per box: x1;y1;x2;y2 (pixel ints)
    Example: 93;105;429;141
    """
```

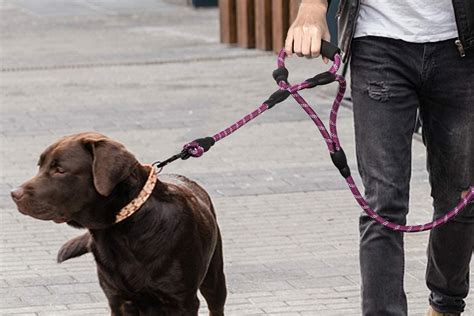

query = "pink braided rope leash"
182;104;270;158
212;104;269;142
179;48;473;233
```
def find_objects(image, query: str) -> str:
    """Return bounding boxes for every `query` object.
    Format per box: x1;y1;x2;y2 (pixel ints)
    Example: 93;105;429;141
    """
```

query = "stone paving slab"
1;1;472;315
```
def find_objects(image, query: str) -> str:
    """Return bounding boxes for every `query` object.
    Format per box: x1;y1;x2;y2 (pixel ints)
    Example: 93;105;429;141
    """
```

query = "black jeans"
350;36;474;315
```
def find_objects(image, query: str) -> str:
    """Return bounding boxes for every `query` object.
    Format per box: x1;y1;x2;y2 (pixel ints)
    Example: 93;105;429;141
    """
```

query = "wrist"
301;0;328;6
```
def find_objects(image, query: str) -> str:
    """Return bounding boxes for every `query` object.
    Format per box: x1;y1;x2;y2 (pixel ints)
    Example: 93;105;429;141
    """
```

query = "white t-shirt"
354;0;458;42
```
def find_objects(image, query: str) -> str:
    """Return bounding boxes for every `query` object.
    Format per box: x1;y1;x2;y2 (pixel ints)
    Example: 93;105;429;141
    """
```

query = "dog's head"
11;132;140;227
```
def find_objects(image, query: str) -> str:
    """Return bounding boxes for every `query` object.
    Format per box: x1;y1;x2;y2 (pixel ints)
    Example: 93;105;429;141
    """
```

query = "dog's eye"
51;163;65;174
49;160;65;174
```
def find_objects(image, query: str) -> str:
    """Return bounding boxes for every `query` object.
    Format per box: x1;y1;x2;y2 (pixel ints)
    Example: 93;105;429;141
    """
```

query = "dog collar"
115;165;157;224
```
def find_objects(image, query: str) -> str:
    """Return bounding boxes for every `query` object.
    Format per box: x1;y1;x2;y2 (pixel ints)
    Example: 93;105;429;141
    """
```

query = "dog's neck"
114;165;157;224
68;164;161;230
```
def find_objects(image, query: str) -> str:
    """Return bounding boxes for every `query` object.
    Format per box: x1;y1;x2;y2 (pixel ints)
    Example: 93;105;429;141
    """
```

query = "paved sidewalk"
1;1;472;315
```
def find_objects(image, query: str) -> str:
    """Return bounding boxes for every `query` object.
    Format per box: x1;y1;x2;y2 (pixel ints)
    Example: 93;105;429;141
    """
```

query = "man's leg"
350;36;424;316
420;39;474;314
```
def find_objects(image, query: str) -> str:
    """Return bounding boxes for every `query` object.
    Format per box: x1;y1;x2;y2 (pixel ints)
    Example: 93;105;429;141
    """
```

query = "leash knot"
183;141;205;158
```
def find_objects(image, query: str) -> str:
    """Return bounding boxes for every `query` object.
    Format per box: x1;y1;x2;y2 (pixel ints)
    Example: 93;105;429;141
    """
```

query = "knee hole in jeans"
367;81;390;102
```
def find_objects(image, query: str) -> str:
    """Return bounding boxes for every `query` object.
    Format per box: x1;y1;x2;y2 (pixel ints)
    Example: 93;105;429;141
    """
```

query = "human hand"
285;0;330;62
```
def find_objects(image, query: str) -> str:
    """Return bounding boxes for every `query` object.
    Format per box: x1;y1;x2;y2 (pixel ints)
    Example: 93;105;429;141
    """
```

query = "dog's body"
11;132;226;315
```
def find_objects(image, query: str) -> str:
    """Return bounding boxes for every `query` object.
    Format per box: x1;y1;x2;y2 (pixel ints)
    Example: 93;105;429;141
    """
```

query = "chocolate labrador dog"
10;132;226;316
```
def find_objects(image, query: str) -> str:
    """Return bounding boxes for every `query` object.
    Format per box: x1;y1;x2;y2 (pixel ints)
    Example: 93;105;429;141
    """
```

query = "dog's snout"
11;187;25;201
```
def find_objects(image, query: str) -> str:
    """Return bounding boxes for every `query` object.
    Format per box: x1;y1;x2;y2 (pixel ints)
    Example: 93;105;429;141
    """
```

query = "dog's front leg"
109;298;139;316
101;279;138;316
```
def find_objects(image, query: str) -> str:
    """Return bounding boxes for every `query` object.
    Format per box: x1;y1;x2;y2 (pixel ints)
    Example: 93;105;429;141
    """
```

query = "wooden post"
254;0;272;50
271;0;289;52
236;0;255;48
219;0;237;44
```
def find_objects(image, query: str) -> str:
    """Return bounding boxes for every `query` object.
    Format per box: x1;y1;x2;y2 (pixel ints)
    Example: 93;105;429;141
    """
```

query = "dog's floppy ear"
84;136;138;196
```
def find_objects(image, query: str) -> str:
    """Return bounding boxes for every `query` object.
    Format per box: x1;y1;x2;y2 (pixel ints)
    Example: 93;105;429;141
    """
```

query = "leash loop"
182;137;216;159
182;141;204;158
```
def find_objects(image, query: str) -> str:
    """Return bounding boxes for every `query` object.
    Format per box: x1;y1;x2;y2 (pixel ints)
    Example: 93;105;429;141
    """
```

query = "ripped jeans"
350;36;474;315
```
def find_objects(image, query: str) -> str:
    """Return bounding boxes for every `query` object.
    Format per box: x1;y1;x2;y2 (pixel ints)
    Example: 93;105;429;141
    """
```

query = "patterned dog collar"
115;165;157;224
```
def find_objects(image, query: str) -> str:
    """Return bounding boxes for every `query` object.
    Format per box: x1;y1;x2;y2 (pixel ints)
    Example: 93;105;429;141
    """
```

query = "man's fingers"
293;28;303;57
285;24;330;59
301;27;312;57
310;31;321;58
284;1;329;58
285;27;294;56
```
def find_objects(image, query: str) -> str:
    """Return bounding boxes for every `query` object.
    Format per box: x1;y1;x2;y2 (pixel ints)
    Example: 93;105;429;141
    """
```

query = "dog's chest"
91;231;187;296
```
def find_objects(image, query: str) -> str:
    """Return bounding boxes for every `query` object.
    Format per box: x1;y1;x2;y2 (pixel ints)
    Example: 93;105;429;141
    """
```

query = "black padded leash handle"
320;40;341;61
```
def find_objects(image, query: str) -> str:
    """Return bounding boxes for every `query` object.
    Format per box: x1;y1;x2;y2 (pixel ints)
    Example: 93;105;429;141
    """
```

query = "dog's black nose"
11;187;25;201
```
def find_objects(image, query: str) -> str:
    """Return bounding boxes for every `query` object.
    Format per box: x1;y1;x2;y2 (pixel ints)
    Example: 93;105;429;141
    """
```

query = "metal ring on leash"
151;161;164;174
